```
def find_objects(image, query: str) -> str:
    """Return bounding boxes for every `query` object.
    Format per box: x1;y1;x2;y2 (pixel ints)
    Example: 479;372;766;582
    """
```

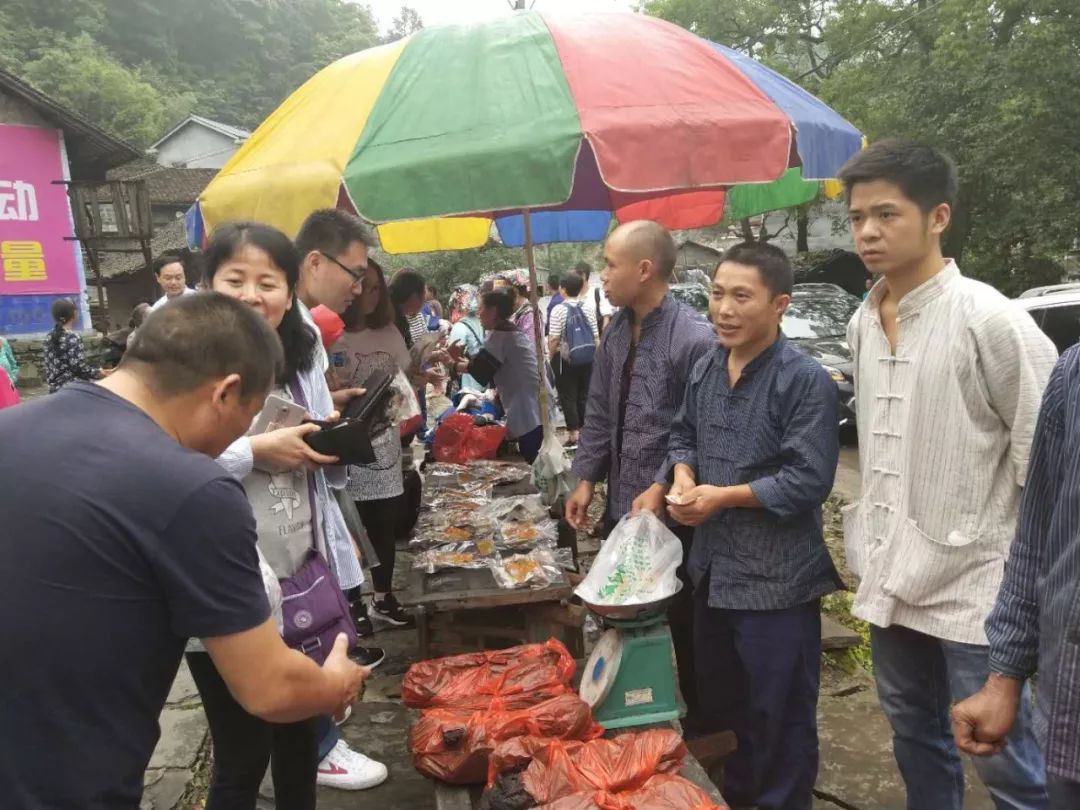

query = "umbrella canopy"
195;11;861;254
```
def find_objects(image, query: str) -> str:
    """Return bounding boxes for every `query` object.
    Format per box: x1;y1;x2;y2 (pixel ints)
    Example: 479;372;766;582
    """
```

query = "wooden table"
400;466;581;659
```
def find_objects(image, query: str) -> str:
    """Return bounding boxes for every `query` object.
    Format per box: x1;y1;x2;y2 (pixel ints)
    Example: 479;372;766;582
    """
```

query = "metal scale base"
581;612;681;730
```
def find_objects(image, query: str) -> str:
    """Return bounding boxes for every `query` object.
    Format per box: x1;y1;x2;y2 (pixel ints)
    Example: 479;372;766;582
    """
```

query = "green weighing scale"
578;583;684;729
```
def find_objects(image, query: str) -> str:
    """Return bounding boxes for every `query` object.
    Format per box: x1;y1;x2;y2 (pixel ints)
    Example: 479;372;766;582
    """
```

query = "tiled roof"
104;159;216;205
150;115;251;150
91;218;190;281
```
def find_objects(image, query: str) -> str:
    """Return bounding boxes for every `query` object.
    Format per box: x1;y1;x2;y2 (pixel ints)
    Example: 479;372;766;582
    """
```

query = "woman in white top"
330;260;416;629
192;222;387;804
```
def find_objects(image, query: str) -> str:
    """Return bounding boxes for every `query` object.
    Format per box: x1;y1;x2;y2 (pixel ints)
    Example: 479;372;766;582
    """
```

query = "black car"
782;288;859;427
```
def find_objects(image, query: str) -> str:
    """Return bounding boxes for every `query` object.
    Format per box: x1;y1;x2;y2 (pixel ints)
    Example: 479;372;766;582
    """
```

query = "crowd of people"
4;136;1080;810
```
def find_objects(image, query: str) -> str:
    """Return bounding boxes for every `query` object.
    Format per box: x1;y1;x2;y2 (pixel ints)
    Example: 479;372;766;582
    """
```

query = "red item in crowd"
409;694;604;785
486;730;727;810
402;639;576;711
432;413;506;464
0;368;20;410
310;305;345;349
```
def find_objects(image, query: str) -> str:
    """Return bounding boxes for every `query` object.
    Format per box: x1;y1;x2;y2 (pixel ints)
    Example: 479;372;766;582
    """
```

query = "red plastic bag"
403;639;576;711
433;413;507;463
486;730;727;810
410;694;604;785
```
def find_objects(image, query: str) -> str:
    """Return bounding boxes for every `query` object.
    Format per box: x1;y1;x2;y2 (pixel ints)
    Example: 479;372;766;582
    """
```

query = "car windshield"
782;295;859;339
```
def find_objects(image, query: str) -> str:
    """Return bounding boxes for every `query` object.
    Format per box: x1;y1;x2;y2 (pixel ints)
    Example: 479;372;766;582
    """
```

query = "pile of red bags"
433;413;507;463
410;694;604;784
482;729;727;810
405;640;603;784
403;639;577;711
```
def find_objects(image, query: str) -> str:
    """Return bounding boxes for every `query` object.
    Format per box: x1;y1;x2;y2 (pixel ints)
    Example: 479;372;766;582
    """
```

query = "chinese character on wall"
0;180;39;222
1;240;47;282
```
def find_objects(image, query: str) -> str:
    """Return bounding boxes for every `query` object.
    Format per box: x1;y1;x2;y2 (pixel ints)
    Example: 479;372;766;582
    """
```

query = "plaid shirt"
659;336;842;610
987;346;1080;782
572;293;714;520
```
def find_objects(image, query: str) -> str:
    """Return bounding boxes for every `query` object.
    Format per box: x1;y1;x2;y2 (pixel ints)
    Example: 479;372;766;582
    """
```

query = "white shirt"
548;298;599;355
150;288;196;310
845;262;1057;644
583;279;614;322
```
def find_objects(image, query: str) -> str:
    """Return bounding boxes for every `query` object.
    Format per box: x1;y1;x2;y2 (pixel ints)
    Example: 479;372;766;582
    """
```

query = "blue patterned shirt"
572;293;714;521
660;336;842;610
987;346;1080;782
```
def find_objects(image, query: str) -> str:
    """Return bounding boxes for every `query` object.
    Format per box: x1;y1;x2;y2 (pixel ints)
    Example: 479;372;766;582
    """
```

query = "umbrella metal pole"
522;209;552;440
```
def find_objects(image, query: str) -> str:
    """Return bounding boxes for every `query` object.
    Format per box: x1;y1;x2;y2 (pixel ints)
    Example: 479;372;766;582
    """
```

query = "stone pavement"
142;660;208;810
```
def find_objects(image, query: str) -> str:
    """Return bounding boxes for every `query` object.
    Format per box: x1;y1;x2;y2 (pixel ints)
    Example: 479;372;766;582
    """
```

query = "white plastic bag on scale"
574;512;683;606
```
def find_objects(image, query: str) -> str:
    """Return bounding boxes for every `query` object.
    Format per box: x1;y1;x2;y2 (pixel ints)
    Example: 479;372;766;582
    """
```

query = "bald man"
566;220;714;726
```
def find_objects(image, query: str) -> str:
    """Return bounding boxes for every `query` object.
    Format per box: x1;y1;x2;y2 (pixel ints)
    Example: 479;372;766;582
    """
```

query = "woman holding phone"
188;222;388;809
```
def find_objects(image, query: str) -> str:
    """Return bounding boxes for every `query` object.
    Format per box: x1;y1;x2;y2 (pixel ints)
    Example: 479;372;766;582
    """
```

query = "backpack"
562;303;596;367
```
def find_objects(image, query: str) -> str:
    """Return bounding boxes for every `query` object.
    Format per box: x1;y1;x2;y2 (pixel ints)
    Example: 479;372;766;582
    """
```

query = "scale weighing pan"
579;581;683;621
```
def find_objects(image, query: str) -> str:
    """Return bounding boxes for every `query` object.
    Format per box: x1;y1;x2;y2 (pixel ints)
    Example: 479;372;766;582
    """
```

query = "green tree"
19;34;194;147
644;0;1080;291
383;6;425;43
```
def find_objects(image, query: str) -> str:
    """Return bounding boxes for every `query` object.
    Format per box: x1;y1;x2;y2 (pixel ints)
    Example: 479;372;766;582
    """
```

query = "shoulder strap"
286;378;322;554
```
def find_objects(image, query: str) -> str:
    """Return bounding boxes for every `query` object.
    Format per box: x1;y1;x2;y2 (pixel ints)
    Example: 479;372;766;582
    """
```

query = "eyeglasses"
318;251;365;287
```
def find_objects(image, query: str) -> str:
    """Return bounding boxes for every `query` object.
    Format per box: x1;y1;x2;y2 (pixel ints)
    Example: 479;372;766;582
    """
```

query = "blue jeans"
316;715;337;761
870;624;1048;810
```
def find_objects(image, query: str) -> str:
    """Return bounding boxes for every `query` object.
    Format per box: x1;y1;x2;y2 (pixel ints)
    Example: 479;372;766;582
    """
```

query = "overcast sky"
363;0;638;33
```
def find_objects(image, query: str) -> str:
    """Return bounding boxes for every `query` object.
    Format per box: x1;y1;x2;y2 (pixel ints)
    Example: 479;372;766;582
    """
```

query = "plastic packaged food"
413;540;499;573
573;511;683;606
490;547;573;590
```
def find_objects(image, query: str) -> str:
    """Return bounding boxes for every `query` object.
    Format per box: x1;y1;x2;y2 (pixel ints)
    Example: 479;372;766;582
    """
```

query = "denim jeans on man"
871;624;1048;810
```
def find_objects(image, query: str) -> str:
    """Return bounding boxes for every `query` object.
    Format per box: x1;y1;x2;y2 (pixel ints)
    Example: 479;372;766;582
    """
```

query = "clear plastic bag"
490;547;573;590
496;518;559;551
413;540;499;574
531;433;573;508
477;494;549;524
573;511;683;606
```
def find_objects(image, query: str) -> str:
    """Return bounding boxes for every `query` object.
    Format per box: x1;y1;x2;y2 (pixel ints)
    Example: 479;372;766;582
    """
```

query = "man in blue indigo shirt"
659;242;842;810
566;219;715;725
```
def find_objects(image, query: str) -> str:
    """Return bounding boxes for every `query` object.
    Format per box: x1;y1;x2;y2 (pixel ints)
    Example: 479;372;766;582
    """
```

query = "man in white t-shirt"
150;254;196;310
572;260;614;336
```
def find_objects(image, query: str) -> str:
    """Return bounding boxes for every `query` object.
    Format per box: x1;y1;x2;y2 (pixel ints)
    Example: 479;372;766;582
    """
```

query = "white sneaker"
317;740;389;790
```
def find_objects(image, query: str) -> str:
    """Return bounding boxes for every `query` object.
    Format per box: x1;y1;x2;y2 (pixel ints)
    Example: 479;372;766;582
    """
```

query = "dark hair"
426;283;438;296
560;272;585;297
837;139;958;214
129;302;151;330
572;261;592;280
481;289;514;321
49;298;77;349
202;222;316;386
717;242;793;297
295;209;376;259
479;279;495;294
389;268;426;305
547;273;561;291
124;293;283;400
152;252;185;277
342;258;394;331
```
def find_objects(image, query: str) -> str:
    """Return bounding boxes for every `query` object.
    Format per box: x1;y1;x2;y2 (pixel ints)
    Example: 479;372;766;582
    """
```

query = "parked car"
1015;289;1080;354
784;287;859;427
1018;282;1080;299
670;282;710;314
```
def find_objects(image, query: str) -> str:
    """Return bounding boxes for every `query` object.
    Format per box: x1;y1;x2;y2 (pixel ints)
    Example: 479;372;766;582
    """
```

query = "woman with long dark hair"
41;299;104;393
331;260;415;628
187;222;387;809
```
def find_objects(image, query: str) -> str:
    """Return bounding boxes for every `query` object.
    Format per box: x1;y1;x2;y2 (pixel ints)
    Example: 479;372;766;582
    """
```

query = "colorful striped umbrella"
193;11;862;254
